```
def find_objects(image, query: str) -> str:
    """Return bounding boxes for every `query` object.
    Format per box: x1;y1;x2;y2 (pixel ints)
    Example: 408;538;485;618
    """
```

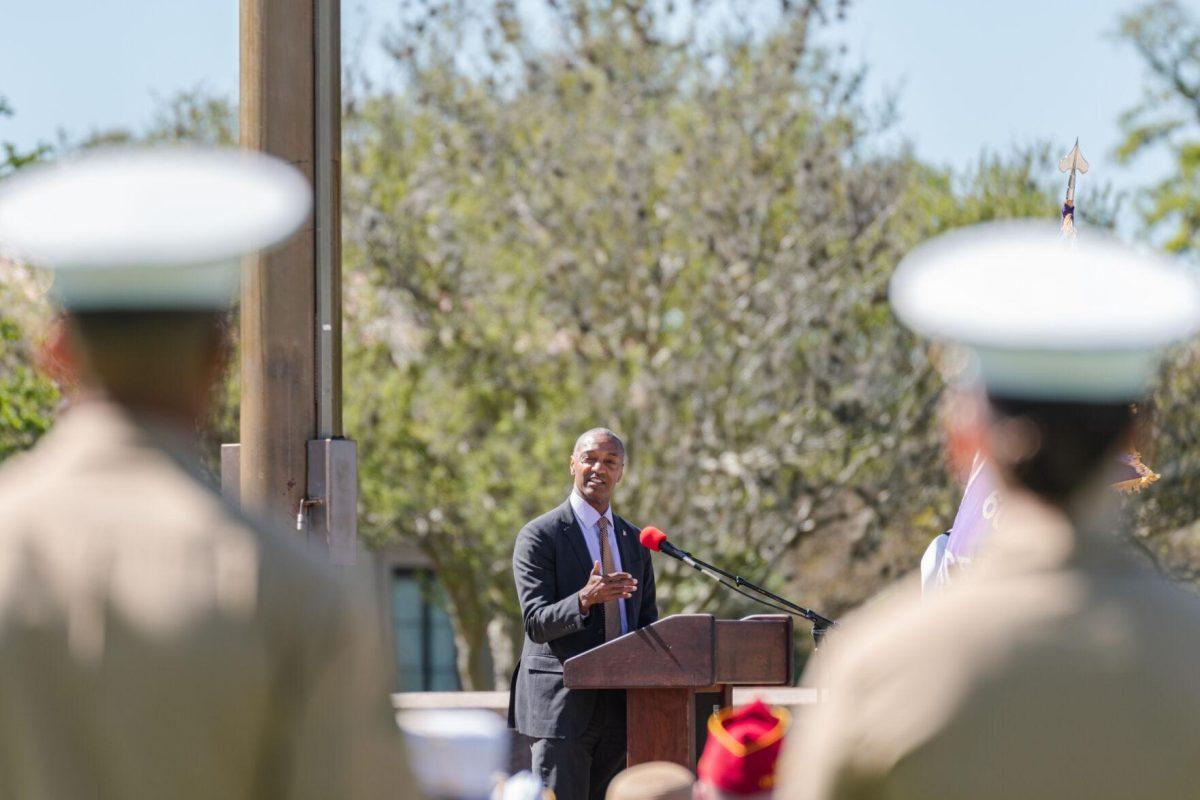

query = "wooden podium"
563;614;793;768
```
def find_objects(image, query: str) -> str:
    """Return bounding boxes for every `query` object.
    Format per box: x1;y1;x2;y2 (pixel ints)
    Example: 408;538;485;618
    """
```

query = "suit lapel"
614;516;639;574
559;500;594;577
614;516;642;629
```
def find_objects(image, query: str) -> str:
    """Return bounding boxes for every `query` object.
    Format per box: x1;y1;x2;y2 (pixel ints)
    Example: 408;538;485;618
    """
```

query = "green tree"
0;97;50;178
1113;1;1200;580
0;288;58;462
342;0;1066;686
0;96;58;461
1116;0;1200;256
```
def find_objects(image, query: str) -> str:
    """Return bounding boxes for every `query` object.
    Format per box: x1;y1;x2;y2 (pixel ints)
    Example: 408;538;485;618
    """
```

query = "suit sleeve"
513;524;587;644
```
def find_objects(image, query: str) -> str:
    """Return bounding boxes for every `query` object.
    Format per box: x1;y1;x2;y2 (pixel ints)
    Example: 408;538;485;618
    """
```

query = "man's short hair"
573;427;626;458
986;394;1135;504
68;310;227;405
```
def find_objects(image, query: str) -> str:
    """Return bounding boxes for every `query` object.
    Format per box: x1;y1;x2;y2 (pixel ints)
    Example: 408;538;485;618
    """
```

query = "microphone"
638;526;702;569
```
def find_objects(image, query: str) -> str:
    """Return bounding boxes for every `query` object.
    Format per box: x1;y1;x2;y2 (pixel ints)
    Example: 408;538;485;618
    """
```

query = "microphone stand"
664;542;837;638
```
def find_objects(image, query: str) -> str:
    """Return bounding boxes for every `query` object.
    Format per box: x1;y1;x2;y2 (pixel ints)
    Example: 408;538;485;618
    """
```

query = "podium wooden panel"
564;614;793;768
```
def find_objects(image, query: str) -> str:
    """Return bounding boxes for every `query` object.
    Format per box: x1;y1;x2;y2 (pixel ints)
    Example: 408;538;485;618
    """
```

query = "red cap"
696;699;790;795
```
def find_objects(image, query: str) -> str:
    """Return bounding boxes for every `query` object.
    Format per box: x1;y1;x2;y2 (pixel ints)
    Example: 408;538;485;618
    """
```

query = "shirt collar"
570;489;614;532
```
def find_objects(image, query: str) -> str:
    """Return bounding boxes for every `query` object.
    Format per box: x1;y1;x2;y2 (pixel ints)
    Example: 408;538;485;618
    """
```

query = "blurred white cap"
397;709;511;800
0;146;310;310
890;221;1200;401
492;771;549;800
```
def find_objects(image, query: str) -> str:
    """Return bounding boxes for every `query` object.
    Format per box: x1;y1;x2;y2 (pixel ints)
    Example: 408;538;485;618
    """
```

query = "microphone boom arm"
673;555;814;619
670;544;837;631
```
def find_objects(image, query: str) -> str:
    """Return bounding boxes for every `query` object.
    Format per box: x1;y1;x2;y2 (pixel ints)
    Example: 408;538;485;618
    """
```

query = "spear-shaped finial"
1058;138;1089;237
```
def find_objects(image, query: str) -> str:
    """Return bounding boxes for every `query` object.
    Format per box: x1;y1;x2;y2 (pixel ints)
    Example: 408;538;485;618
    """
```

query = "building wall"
372;541;461;692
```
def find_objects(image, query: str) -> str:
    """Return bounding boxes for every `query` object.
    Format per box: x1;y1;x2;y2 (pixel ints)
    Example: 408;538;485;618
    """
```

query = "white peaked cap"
397;709;510;799
890;221;1200;401
0;146;310;310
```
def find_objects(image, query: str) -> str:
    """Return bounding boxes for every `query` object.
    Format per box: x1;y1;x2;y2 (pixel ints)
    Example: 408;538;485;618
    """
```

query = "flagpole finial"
1059;139;1088;237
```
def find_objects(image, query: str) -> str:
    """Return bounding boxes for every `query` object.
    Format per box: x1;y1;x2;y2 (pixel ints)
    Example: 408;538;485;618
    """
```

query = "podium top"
563;614;793;690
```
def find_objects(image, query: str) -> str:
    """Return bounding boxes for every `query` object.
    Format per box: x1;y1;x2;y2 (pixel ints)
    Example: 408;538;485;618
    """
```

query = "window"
392;569;460;691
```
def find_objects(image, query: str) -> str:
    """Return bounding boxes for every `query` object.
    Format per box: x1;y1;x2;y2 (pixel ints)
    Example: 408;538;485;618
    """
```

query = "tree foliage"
0;97;58;460
0;273;58;462
1116;0;1200;256
1111;2;1200;579
342;0;1065;686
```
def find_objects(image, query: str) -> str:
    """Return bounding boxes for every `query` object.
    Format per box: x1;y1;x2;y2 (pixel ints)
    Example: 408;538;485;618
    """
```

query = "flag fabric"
929;454;1002;589
1111;449;1159;493
1061;200;1077;238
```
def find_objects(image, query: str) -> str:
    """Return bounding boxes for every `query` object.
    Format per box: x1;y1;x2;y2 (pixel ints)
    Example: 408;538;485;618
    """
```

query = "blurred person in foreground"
695;700;788;800
509;427;659;800
606;761;693;800
0;148;413;799
919;145;1157;596
778;222;1200;800
397;708;533;800
919;394;1159;595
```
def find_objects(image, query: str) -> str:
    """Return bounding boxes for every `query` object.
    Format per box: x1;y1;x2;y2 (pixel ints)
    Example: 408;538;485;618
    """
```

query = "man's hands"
578;561;637;614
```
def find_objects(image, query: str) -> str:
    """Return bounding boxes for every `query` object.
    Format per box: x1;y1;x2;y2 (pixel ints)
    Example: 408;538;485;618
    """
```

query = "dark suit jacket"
508;498;659;739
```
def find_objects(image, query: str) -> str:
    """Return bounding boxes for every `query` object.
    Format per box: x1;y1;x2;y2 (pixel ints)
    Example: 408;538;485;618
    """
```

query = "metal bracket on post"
305;438;358;566
220;443;241;506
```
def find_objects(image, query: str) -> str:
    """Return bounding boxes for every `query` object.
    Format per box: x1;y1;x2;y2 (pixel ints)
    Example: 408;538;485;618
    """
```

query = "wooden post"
238;0;342;530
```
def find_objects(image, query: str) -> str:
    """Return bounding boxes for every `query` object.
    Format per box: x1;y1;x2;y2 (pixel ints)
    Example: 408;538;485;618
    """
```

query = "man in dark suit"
509;428;659;800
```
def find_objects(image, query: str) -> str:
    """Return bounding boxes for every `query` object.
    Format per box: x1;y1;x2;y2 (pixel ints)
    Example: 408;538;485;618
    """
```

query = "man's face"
570;434;625;511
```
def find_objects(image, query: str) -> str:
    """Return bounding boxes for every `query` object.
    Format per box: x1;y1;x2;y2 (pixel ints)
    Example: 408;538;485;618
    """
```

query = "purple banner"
935;454;1003;587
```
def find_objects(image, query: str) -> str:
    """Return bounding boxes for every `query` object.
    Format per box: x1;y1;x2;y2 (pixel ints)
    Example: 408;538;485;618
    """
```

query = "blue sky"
824;0;1173;197
0;0;1177;229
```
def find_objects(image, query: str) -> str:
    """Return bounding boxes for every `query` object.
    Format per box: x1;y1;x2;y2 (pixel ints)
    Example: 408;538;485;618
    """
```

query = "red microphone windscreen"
639;526;667;552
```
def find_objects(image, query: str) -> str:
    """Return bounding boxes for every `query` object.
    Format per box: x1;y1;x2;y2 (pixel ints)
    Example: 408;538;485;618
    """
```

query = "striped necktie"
598;516;622;640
